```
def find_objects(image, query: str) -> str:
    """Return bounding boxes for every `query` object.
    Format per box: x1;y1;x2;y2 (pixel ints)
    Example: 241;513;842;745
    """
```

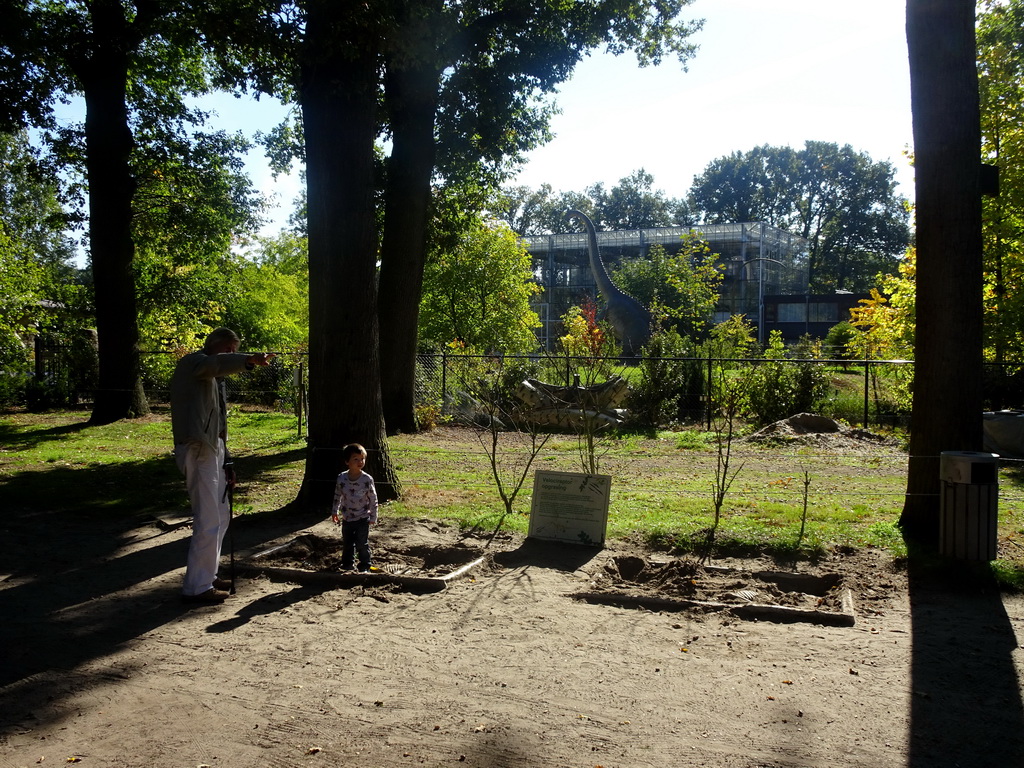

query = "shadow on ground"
907;560;1024;766
0;452;323;723
492;537;602;572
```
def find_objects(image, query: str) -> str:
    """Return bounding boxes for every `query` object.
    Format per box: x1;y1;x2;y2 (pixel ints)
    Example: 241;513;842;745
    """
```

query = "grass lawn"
3;407;1024;581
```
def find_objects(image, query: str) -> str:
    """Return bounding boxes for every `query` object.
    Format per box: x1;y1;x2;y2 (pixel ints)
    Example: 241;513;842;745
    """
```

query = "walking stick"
228;482;236;594
223;461;236;595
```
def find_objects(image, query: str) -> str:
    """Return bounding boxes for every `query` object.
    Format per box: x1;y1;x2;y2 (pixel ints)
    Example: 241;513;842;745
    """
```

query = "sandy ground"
3;507;1024;768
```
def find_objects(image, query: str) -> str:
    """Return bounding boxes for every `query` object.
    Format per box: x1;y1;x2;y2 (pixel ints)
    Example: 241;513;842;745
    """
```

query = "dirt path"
2;514;1024;768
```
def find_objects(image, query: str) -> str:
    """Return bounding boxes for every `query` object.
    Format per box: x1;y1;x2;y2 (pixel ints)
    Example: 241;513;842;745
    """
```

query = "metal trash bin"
939;451;999;561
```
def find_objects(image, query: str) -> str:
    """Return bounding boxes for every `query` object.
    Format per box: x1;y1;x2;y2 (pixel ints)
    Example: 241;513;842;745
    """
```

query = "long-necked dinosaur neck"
566;209;652;356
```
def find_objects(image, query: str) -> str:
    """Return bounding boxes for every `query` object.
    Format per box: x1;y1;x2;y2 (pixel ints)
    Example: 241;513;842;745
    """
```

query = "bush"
629;327;703;428
24;330;99;410
743;331;829;426
824;321;859;360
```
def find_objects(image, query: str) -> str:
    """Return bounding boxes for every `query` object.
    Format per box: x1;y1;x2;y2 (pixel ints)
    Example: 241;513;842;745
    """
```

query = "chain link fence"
16;341;1024;432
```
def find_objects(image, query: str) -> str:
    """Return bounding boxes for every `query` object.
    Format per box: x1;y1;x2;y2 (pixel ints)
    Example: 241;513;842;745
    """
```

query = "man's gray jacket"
170;351;252;450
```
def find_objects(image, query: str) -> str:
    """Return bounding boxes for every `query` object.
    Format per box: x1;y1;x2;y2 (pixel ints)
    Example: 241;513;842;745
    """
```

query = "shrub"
824;321;859;361
630;327;702;428
743;331;829;426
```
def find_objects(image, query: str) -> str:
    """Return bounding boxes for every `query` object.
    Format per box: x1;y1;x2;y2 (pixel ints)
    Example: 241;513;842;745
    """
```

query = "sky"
509;0;915;205
60;0;915;238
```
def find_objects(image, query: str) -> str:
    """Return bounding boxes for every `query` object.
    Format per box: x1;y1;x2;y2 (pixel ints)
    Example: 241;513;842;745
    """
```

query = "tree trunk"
901;0;984;543
81;1;149;425
298;3;400;507
378;54;441;435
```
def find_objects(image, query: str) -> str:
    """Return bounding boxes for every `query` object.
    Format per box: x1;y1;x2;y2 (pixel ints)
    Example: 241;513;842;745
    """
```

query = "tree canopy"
978;0;1024;365
496;168;689;235
611;237;722;340
688;142;911;293
419;217;540;354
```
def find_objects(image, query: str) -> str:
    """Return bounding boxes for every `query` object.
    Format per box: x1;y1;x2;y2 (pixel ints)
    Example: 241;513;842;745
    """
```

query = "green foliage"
629;323;702;428
420;218;541;354
0;131;76;267
132;128;263;257
414;402;444;431
849;253;916;361
587;168;690;229
979;0;1024;365
699;315;756;420
705;314;756;359
743;331;829;426
219;253;308;350
496;168;692;235
847;253;915;413
492;183;595;236
0;228;43;403
130;120;270;358
824;321;859;360
133;227;309;407
0;131;87;407
689;141;911;292
613;236;723;340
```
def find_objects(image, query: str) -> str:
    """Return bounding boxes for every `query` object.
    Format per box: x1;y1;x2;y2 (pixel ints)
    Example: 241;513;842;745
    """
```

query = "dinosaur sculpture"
566;209;652;357
515;375;630;428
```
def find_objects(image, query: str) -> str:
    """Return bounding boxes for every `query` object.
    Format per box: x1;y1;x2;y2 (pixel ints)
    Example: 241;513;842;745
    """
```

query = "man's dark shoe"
213;578;233;591
181;588;229;604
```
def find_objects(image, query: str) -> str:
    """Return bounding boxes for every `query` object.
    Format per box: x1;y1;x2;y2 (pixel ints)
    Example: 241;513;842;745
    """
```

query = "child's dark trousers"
341;518;371;571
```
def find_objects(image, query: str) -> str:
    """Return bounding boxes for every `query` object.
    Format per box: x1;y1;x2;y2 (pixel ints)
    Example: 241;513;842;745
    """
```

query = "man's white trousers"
175;439;229;596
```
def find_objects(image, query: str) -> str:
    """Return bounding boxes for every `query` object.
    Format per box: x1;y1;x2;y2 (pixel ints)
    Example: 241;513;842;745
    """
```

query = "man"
170;327;275;603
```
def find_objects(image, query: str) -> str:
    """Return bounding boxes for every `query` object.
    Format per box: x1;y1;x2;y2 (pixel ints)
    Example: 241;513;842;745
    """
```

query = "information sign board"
528;470;611;546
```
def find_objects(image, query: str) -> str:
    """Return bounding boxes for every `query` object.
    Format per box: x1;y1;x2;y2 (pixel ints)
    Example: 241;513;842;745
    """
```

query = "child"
330;443;379;572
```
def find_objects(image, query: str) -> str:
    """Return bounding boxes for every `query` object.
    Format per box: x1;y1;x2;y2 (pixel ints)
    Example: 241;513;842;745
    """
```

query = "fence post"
294;361;306;438
441;350;448;413
706;355;713;432
863;361;870;428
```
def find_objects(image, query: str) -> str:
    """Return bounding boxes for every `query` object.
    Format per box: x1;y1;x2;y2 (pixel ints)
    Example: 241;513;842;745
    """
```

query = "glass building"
522;222;811;348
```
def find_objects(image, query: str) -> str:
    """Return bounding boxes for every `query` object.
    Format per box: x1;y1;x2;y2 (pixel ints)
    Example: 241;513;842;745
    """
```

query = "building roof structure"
522;222;810;347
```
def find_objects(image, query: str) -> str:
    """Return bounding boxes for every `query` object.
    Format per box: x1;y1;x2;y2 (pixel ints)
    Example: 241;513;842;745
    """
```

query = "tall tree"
377;0;447;435
978;0;1024;366
67;0;149;423
201;0;403;503
376;1;703;434
298;1;401;502
0;0;235;424
589;168;687;230
687;147;777;224
493;183;595;236
496;170;691;236
689;142;910;292
419;217;541;353
901;0;984;543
